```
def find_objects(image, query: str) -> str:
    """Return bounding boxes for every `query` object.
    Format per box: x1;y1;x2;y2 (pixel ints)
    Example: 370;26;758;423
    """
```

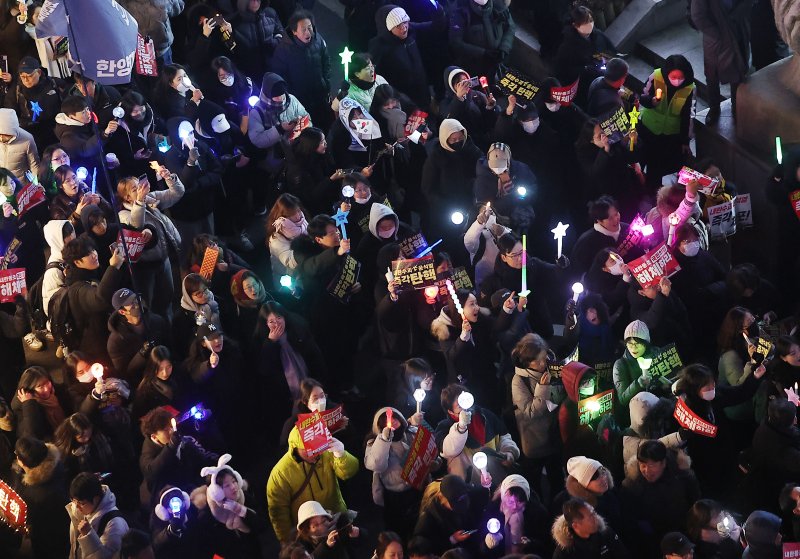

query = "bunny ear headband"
201;454;243;485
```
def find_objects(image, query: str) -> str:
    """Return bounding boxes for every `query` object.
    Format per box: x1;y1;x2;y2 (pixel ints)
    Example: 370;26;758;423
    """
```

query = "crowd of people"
1;0;799;558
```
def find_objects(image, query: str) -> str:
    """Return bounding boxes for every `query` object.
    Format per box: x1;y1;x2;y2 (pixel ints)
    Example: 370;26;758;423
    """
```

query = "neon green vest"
640;69;695;136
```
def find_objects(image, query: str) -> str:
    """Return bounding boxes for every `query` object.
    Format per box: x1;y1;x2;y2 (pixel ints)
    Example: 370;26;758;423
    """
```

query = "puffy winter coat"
448;0;515;74
551;510;629;559
271;31;331;110
266;426;359;543
364;406;417;504
0;107;40;180
118;0;185;56
511;366;559;458
66;485;129;559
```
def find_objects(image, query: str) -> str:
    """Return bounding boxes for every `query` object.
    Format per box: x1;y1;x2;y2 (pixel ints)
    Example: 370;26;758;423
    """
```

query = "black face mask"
449;139;465;151
392;426;406;441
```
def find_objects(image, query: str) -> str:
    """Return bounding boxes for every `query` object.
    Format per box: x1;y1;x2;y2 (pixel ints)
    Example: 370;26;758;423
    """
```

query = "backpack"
96;510;124;538
27;261;66;332
48;283;78;350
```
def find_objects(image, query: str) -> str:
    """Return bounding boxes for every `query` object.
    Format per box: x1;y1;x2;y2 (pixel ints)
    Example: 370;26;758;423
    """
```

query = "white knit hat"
386;7;410;30
624;319;650;343
296;501;331;530
500;474;530;501
566;456;602;487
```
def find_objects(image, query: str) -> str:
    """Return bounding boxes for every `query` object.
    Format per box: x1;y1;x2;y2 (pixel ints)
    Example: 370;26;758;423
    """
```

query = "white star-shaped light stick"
339;47;354;80
551;221;570;259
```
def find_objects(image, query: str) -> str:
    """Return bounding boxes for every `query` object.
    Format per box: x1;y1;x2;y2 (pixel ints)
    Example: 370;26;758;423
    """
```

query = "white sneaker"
23;333;44;351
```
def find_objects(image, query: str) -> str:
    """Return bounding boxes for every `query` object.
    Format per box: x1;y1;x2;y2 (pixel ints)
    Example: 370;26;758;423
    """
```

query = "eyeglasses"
505;251;524;259
625;339;644;346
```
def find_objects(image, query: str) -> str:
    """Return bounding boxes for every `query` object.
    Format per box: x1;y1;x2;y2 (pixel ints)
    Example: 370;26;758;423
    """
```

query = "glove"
329;437;345;458
187;147;200;166
381;426;393;441
485;532;503;549
458;410;472;430
222;500;247;517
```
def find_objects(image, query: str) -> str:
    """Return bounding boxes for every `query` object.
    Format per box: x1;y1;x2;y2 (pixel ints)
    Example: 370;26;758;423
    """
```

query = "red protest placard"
627;242;681;289
0;479;27;531
320;406;347;433
118;229;146;263
14;182;46;217
288;115;312;141
790;190;800;221
400;426;438;489
783;542;800;559
677;166;720;195
135;34;158;77
198;247;219;280
0;268;26;302
551;78;579;106
404;110;428;136
296;413;332;457
674;399;717;438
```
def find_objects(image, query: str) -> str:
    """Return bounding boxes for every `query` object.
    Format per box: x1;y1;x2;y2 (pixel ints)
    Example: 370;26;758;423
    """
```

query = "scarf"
593;222;621;242
36;393;66;431
350;76;375;92
278;334;309;400
179;286;221;328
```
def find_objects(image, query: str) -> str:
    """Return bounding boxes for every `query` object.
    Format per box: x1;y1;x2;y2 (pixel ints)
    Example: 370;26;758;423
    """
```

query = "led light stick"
332;207;349;240
445;279;464;318
551;221;569;259
776;136;783;165
339;47;354;80
666;213;680;247
487;518;501;534
248;95;259;108
520;234;530;297
472;451;488;477
571;282;584;303
414;388;426;413
457;391;474;410
451;211;464;225
91;363;104;380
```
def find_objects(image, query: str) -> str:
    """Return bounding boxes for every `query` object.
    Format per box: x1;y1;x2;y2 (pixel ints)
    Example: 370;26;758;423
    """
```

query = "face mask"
681;241;700;257
449;139;465;151
219;75;234;87
578;378;595;397
669;78;684;87
545;102;561;112
577;22;594;36
176;82;189;94
354;193;371;204
521;119;540;134
608;261;625;276
275;216;308;239
308;398;326;412
378;225;396;239
701;389;715;401
490;165;508;175
473;0;489;4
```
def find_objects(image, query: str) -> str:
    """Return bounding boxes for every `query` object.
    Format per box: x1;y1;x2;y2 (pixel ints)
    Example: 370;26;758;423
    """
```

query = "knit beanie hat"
604;58;629;82
743;511;781;548
385;6;409;30
629;392;659;433
440;474;469;504
624;320;650;343
566;456;602;487
500;474;530;501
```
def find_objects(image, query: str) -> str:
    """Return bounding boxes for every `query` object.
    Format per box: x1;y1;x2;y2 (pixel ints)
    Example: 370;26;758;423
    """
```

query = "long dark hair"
255;301;300;341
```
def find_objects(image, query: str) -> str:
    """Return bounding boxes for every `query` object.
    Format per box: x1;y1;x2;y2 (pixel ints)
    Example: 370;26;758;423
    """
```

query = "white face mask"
473;0;489;4
681;241;700;257
521;119;540;134
176;82;189;94
669;78;684;87
378;225;396;239
308;398;326;412
577;22;594;36
701;389;715;401
545;102;561;112
608;261;625;276
490;165;508;175
354;194;371;205
220;75;234;87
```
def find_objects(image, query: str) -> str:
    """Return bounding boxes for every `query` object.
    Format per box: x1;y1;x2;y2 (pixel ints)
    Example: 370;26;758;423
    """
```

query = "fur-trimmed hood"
22;444;61;486
552;512;608;550
564;469;614;507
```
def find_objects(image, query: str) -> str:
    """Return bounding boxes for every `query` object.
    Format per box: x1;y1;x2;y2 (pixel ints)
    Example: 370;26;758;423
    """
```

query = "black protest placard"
647;343;683;378
392;254;437;291
399;232;429;258
599;106;630;144
327;255;361;303
548;345;579;379
497;68;540;103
